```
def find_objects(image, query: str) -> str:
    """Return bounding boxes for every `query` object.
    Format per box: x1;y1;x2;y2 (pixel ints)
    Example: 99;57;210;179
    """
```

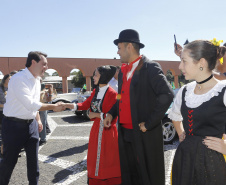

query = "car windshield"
71;88;81;93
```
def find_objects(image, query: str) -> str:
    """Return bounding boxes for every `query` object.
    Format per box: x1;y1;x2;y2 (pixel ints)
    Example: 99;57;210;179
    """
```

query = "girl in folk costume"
75;65;121;185
169;39;226;185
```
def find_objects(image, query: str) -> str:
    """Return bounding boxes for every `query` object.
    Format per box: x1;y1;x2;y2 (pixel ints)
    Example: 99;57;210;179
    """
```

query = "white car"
162;88;180;144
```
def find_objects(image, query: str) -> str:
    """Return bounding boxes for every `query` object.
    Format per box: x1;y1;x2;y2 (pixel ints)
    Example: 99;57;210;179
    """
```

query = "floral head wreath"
210;38;224;64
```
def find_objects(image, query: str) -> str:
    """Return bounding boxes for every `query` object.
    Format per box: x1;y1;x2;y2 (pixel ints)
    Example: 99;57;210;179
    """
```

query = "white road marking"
39;116;58;151
165;149;176;185
39;154;77;170
38;154;87;185
57;124;92;127
54;156;87;185
55;170;87;185
48;116;58;129
49;136;89;140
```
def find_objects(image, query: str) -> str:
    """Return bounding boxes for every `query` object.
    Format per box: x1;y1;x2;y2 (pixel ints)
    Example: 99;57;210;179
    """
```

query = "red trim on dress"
188;110;194;136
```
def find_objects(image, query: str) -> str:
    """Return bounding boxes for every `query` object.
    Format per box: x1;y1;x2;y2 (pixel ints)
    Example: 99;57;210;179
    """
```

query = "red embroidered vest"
119;74;133;129
119;56;142;129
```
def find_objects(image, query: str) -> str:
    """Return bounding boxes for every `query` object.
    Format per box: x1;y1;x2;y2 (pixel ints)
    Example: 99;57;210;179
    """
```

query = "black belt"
4;116;33;124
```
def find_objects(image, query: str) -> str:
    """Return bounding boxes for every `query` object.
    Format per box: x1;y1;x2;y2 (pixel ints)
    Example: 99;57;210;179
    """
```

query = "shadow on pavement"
50;143;88;158
52;159;87;184
61;116;90;124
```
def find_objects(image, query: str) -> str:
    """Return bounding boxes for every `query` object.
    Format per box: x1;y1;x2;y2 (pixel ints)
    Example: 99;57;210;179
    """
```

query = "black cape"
109;55;174;185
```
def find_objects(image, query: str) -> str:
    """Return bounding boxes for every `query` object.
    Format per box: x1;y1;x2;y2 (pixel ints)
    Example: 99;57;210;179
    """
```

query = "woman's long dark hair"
0;74;11;92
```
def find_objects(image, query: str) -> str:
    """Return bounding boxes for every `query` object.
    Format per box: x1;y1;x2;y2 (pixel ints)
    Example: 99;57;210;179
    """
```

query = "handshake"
52;102;75;112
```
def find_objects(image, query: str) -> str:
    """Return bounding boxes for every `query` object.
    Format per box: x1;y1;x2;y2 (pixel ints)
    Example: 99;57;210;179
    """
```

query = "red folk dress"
77;86;121;185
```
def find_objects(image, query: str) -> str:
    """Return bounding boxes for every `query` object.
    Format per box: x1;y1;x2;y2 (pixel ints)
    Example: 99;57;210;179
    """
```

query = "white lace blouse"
168;80;226;122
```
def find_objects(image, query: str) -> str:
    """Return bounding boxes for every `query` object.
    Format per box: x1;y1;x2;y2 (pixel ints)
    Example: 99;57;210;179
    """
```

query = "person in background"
0;74;12;158
214;42;226;80
169;40;226;184
104;29;174;185
109;66;120;92
39;83;54;145
70;65;121;185
0;51;71;185
9;71;18;76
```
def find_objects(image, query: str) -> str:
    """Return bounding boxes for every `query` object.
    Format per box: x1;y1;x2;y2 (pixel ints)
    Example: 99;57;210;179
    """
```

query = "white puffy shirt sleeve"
224;88;226;106
168;86;185;122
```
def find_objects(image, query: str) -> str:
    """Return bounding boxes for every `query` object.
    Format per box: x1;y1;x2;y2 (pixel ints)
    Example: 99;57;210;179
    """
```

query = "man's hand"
139;122;147;132
53;102;66;112
64;103;76;110
45;84;53;92
103;114;113;128
174;43;183;57
38;121;43;133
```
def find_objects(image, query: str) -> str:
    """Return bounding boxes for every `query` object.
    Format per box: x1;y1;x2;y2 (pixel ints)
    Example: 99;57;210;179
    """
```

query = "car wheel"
162;118;177;144
75;111;83;116
83;109;90;120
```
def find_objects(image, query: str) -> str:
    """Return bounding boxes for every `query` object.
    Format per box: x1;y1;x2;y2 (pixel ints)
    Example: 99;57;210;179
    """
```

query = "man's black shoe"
46;129;51;134
39;140;47;146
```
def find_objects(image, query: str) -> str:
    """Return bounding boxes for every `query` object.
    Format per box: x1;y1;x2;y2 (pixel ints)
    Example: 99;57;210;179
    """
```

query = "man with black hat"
103;29;174;185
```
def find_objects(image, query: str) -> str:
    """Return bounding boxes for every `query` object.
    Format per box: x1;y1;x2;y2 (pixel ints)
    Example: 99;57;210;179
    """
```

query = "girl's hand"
203;134;226;155
179;131;186;142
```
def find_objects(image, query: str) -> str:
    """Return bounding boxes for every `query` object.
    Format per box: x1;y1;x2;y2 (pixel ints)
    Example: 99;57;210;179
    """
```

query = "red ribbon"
121;55;142;75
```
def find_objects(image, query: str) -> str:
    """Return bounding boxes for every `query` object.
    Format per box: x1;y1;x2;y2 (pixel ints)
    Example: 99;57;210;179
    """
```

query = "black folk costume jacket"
109;55;174;185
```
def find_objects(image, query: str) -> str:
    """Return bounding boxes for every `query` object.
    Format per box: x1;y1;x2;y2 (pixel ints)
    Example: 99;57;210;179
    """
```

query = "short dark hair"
224;42;226;47
25;51;47;68
131;43;140;53
124;42;140;54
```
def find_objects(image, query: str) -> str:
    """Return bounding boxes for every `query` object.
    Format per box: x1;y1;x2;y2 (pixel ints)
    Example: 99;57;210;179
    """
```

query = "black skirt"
172;135;226;185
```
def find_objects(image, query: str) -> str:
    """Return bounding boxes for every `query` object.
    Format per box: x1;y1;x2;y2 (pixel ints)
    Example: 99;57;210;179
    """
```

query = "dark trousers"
119;127;142;185
0;117;39;185
0;111;3;129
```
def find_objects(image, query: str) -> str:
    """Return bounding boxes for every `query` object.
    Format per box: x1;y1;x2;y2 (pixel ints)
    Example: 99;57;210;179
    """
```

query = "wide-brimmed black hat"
114;29;145;48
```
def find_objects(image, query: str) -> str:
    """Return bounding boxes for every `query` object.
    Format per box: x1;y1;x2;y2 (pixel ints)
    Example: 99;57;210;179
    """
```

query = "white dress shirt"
127;59;140;80
3;68;42;119
97;84;109;99
108;77;118;92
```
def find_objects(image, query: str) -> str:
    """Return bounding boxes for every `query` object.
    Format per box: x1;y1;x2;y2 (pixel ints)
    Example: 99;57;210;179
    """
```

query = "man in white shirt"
0;51;67;185
108;66;120;92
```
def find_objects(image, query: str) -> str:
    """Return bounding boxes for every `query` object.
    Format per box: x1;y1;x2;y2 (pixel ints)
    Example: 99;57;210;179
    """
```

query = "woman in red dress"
76;65;121;185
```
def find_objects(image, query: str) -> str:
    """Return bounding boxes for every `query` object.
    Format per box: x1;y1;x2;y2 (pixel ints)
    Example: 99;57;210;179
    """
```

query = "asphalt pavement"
0;111;178;185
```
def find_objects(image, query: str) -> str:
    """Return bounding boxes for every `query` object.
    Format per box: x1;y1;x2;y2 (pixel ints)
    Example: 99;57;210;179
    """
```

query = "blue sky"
1;0;226;71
